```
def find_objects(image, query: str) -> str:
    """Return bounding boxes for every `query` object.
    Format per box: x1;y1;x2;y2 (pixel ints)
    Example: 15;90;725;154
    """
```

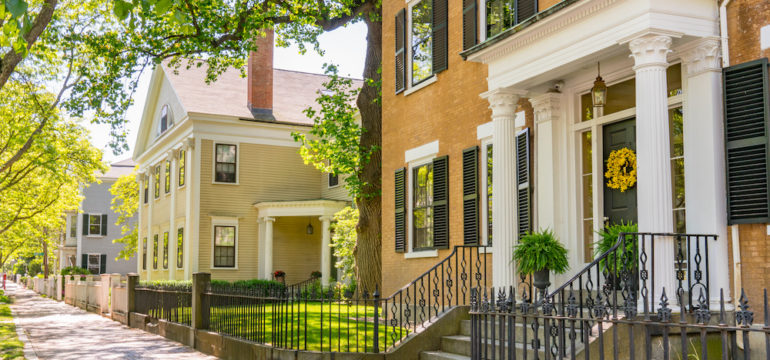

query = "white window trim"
210;216;239;270
87;253;102;274
405;141;440;258
69;214;78;239
404;0;436;95
212;142;240;185
327;173;341;189
157;104;175;138
85;213;104;237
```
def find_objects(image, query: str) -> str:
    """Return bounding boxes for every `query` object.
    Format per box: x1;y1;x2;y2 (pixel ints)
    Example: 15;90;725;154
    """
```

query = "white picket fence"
21;273;127;318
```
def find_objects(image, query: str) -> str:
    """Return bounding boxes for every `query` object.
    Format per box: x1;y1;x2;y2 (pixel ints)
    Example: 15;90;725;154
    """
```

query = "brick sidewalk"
6;282;217;359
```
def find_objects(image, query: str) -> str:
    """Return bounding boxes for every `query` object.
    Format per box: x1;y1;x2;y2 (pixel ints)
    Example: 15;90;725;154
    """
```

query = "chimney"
247;29;275;121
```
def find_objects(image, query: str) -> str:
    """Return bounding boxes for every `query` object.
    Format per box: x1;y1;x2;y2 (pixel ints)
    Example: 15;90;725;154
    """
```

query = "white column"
183;138;194;280
263;217;275;280
319;216;333;287
482;88;527;289
678;37;731;307
168;150;177;280
629;35;675;304
75;211;82;268
136;173;145;275
146;170;154;282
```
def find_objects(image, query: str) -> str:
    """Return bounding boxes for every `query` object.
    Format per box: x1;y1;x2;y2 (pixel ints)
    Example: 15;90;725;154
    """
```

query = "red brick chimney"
247;29;275;121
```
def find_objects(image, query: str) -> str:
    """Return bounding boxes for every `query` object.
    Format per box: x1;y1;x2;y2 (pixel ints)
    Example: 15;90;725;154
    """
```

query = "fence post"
192;272;211;330
127;273;138;326
373;289;380;353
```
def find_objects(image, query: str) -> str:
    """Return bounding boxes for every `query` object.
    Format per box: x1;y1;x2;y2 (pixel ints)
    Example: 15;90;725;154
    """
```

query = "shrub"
331;207;357;284
138;280;192;290
594;221;638;273
512;229;569;275
61;266;90;276
210;279;286;296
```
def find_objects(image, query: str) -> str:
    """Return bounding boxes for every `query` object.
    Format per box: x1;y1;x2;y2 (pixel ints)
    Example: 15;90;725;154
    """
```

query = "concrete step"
440;334;556;358
460;318;586;340
420;350;471;360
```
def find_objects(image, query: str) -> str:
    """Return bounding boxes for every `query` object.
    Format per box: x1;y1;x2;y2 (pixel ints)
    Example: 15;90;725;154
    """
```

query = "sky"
88;22;368;164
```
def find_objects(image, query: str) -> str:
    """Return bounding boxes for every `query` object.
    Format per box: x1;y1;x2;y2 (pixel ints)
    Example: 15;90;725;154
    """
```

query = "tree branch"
0;0;59;91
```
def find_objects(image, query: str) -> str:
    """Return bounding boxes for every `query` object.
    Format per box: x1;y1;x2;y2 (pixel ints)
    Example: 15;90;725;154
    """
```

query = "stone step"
459;319;585;341
440;334;559;358
420;350;471;360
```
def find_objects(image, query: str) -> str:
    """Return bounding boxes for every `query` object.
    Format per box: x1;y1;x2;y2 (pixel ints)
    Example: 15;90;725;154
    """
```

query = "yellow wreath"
605;147;637;192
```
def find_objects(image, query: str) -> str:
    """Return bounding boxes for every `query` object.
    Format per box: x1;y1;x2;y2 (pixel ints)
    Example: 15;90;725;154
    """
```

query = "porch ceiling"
253;199;348;218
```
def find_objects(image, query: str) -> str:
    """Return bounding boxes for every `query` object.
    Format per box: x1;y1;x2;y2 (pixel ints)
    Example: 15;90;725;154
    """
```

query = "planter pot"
533;269;551;292
275;275;285;284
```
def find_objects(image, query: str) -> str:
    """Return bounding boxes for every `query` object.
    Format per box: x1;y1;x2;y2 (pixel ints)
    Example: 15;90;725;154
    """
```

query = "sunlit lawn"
0;305;24;360
207;302;409;352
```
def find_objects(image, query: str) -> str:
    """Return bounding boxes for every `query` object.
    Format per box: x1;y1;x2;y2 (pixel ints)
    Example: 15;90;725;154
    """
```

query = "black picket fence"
199;245;491;353
135;283;192;326
470;286;768;359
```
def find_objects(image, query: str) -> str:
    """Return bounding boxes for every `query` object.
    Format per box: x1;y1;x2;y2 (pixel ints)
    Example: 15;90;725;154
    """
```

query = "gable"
133;66;188;160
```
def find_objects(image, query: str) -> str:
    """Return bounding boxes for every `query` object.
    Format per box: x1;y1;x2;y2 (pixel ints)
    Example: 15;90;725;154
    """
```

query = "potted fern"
513;229;569;296
594;221;638;290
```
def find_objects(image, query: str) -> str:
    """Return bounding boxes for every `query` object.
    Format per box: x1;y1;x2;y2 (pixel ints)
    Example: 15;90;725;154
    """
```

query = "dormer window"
158;104;173;135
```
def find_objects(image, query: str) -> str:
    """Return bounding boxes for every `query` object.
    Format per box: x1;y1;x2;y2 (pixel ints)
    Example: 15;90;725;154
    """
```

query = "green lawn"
0;305;24;360
208;301;408;352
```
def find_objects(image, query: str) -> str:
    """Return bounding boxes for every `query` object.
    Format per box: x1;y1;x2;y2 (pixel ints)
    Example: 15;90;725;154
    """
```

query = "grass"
0;305;24;359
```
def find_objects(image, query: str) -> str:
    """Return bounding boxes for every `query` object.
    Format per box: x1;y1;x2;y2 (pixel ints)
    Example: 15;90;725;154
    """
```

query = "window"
87;214;102;236
410;0;432;85
143;176;148;204
580;131;594;263
412;163;434;250
87;254;101;274
328;173;339;188
670;107;685;233
178;150;186;187
163;231;169;269
214;225;236;268
486;0;515;38
486;144;493;246
154;166;160;198
142;237;147;270
215;144;237;183
153;234;159;269
69;215;77;238
159;105;173;134
177;227;184;268
164;160;171;194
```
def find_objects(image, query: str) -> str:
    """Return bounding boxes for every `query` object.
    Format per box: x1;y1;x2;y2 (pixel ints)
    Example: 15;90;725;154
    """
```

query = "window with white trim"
412;162;434;250
69;214;77;238
410;0;433;86
87;254;101;274
158;104;174;136
86;214;103;236
215;144;237;183
328;173;339;188
214;225;236;268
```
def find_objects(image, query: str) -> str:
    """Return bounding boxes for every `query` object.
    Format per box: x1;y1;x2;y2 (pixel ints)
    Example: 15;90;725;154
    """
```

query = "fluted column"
168;150;177;280
483;88;527;289
263;217;275;280
678;37;731;308
146;170;154;282
319;216;333;287
630;35;675;305
183;137;195;280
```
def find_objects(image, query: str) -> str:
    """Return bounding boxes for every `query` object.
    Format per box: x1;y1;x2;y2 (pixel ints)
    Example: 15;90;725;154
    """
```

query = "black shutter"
516;0;537;24
82;214;88;235
516;129;532;236
432;156;449;249
432;0;449;73
462;0;477;50
395;168;407;252
463;147;479;245
724;58;770;224
100;254;107;274
101;214;108;236
81;254;88;270
395;9;407;94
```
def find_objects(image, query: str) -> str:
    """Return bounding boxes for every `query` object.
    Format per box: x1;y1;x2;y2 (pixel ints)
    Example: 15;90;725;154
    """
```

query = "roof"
162;63;363;125
102;158;135;179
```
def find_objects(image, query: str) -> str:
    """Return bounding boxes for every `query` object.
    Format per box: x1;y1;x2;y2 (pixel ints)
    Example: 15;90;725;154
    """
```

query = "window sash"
88;215;101;235
412;163;434;250
142;238;147;270
214;225;236;267
164;160;171;194
88;254;100;274
177;228;184;268
69;215;77;238
163;232;169;269
215;144;237;183
153;234;159;269
154;167;160;198
410;0;433;86
179;150;186;187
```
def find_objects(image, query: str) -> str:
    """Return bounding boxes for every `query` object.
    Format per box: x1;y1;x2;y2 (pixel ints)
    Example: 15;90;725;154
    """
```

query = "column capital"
319;215;333;222
184;136;195;149
629;35;672;70
529;92;562;124
678;37;721;77
262;216;276;223
481;88;528;121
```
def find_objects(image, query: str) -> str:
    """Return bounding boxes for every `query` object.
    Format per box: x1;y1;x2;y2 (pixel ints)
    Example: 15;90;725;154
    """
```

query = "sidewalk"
6;282;217;359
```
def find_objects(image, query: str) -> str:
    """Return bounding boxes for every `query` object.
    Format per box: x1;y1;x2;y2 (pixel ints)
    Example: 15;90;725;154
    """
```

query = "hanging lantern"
592;62;607;108
306;217;314;235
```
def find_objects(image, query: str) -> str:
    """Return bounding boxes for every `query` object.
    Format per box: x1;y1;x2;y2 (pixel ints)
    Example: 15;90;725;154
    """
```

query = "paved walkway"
5;282;217;359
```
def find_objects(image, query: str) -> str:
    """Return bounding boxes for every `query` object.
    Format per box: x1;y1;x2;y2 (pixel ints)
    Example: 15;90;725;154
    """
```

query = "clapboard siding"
272;216;323;284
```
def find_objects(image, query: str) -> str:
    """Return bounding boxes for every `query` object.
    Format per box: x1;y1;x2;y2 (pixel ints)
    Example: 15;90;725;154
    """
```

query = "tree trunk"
354;14;383;295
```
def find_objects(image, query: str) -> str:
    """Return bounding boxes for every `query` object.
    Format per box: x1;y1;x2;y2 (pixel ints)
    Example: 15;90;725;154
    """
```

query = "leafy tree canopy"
110;169;138;260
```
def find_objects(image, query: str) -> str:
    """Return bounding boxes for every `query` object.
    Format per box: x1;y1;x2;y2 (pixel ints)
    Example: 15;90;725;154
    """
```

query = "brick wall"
726;0;770;66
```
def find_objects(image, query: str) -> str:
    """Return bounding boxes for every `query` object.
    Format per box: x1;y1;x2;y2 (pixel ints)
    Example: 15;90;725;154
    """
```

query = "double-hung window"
153;234;159;269
164;160;171;194
69;214;77;238
143;176;149;204
485;144;493;245
177;227;184;268
412;163;434;250
142;237;147;270
87;254;101;274
178;150;186;187
328;173;339;187
215;144;237;183
162;231;169;269
214;225;236;268
411;0;433;86
83;214;106;236
154;166;160;198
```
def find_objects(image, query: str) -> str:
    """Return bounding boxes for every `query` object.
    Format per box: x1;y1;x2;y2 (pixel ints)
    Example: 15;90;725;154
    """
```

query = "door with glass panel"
602;118;637;226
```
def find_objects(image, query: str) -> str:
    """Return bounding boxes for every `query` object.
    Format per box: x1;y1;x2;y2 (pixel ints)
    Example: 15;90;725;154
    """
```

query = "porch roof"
253;199;348;218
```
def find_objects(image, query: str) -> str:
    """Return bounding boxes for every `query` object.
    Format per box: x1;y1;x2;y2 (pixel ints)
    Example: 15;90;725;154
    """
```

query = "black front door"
603;118;637;226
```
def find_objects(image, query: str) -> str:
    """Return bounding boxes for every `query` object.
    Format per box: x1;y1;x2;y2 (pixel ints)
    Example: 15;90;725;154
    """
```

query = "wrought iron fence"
286;276;322;297
470;286;768;359
135;283;192;326
201;245;490;353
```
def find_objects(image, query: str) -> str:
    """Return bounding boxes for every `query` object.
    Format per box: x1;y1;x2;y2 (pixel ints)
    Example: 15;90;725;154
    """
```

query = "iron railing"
135;283;192;326
286;276;322;297
470;286;767;359
200;245;490;353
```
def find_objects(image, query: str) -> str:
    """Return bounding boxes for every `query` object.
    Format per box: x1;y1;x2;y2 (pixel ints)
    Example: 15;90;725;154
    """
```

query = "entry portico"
255;200;348;286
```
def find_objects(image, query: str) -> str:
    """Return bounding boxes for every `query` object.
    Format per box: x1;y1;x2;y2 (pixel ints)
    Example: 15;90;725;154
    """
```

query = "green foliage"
110;170;138;260
60;266;90;275
293;64;375;200
210;279;286;295
594;221;638;273
0;304;23;359
512;229;569;275
138;279;191;290
330;207;358;284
